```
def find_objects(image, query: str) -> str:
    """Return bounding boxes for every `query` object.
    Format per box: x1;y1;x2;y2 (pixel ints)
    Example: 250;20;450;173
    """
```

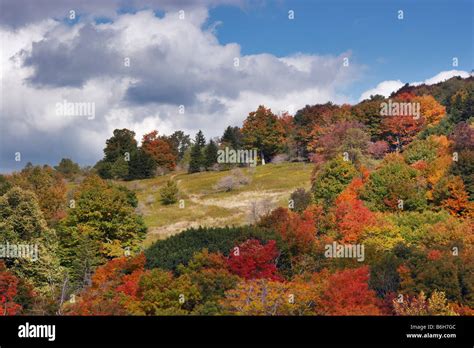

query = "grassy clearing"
122;162;313;244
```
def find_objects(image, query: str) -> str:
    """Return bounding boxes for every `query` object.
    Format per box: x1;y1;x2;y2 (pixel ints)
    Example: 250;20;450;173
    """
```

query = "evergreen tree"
159;180;179;205
195;130;206;148
221;126;242;149
95;129;156;180
188;130;206;173
204;140;219;170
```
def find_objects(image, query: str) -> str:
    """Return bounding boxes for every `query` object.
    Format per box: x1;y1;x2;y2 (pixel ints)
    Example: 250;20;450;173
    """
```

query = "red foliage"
319;266;382;315
334;198;376;243
0;261;22;315
142;130;177;170
259;207;317;252
427;249;443;261
227;239;282;281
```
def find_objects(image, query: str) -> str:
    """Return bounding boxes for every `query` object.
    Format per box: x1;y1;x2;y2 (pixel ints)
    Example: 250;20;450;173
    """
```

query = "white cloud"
359;80;404;101
413;69;471;86
0;9;362;171
360;70;471;101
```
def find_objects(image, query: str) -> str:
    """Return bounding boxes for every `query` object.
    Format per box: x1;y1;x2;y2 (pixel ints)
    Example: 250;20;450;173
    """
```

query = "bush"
214;168;251;192
214;175;236;192
159;180;179;205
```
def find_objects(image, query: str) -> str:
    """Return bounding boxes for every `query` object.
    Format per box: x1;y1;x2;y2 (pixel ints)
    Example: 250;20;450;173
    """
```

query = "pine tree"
221;126;242;149
204;140;219;170
188;130;206;173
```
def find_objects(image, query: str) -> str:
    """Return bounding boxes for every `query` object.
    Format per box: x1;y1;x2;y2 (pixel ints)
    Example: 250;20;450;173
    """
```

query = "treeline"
91;76;474;183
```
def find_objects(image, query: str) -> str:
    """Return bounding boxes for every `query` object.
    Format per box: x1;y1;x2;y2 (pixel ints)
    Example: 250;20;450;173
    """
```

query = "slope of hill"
121;162;313;244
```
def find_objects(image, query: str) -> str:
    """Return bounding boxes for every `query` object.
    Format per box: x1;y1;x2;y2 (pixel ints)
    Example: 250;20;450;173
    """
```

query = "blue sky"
209;0;473;99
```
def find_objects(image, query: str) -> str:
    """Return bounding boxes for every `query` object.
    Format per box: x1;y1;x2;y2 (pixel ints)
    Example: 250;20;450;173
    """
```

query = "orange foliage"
414;95;446;126
319;266;382;315
142;130;177;170
67;254;146;315
440;176;473;217
334;198;376;243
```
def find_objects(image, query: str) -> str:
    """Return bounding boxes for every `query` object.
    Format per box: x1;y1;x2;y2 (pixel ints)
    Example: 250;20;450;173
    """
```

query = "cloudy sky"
0;0;472;172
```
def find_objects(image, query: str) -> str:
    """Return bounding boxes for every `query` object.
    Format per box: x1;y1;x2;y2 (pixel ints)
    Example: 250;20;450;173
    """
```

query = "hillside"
122;162;313;244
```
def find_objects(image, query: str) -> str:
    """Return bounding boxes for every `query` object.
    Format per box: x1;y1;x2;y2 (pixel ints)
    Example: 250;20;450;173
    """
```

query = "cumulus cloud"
0;8;362;172
359;80;404;101
359;69;471;101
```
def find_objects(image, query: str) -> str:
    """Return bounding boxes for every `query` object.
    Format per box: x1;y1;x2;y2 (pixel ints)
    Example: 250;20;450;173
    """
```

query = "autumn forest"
1;76;473;317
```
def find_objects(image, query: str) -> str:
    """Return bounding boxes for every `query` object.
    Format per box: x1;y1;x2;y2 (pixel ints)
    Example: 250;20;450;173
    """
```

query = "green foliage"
0;187;65;297
145;226;277;272
168;130;191;161
386;211;450;245
138;269;202;315
159;180;179;205
403;138;438;164
360;155;427;211
0;174;12;195
448;86;474;124
311;157;357;206
369;253;401;298
127;148;157;179
54;158;80;179
450;150;474;200
204;140;219;169
221;126;243;149
419;117;454;138
400;252;464;303
188;130;206;173
103;128;138;162
95;129;156;180
351;95;386;139
59;175;147;291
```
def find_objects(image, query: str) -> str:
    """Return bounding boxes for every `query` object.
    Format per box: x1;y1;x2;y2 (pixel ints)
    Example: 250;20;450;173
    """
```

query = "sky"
0;0;472;172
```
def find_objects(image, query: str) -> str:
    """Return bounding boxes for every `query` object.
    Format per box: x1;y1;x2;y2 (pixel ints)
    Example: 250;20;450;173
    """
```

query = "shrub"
214;175;236;192
159;180;179;205
214;169;251;192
